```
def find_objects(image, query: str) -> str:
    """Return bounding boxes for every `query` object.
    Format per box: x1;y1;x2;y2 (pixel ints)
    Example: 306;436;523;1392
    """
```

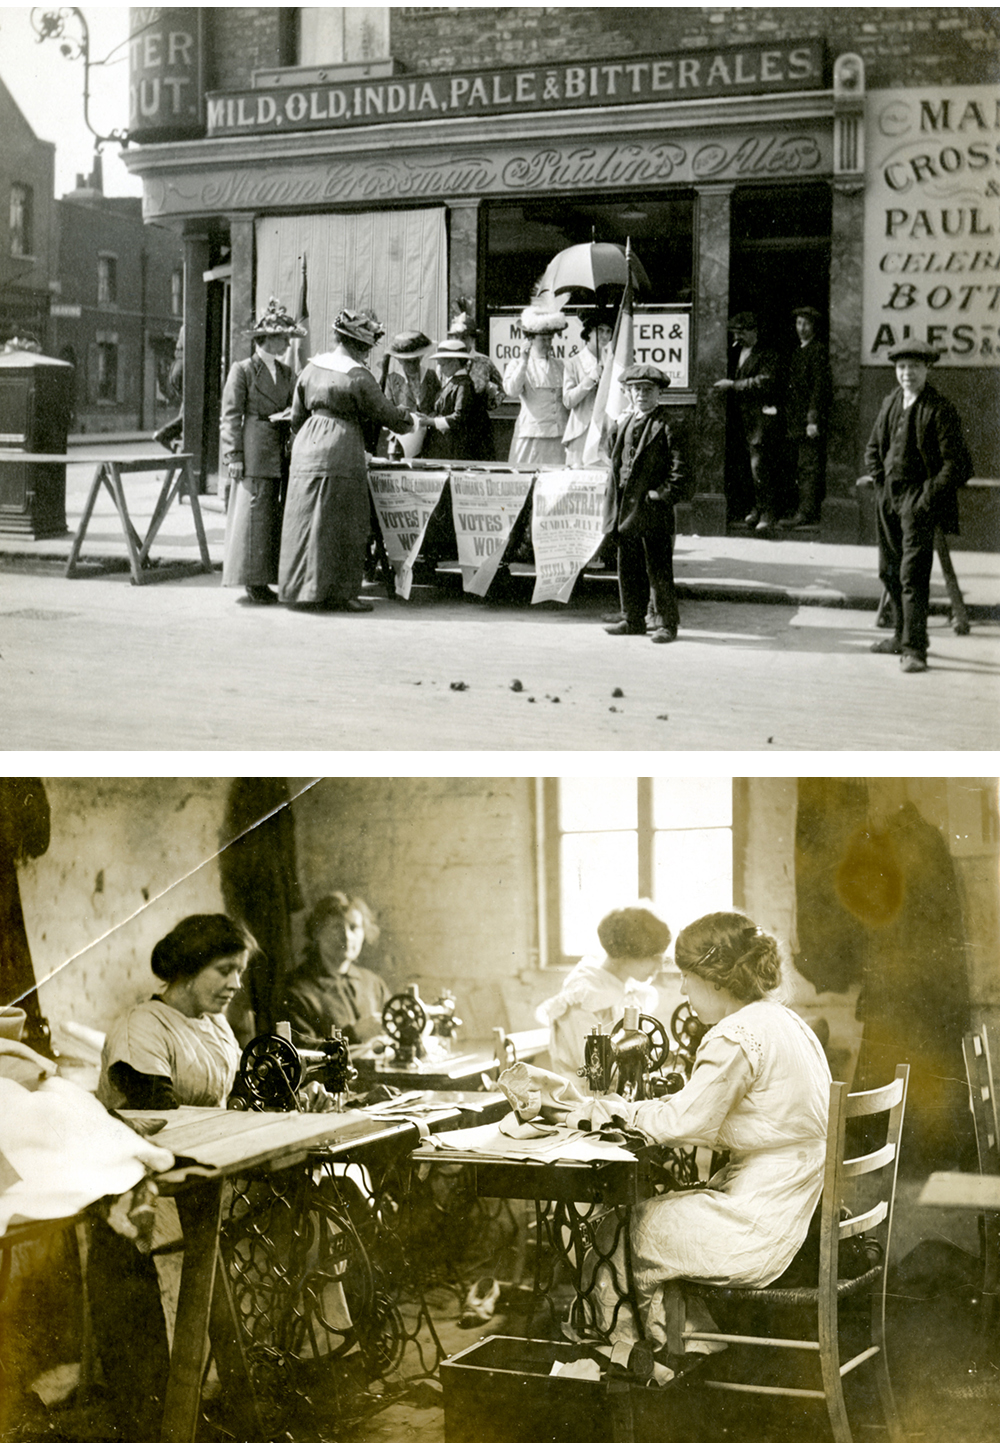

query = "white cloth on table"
97;998;241;1110
0;1076;173;1233
536;956;660;1081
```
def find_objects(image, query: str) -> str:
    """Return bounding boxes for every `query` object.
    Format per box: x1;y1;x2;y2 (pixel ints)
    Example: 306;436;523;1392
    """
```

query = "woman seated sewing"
573;910;831;1351
537;904;671;1080
98;912;250;1111
281;893;390;1045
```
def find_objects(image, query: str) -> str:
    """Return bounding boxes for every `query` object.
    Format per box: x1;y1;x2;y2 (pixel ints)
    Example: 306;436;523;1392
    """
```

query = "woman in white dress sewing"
571;910;831;1350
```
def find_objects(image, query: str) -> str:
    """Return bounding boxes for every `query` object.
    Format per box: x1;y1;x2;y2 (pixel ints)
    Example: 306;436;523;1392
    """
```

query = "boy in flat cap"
863;339;972;673
780;306;832;528
605;365;690;643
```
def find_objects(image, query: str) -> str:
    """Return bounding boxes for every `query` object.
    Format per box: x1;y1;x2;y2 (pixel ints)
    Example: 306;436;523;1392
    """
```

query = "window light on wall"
538;777;734;965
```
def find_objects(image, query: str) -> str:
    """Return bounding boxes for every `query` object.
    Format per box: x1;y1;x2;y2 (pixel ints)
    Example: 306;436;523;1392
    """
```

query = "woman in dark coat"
278;308;414;610
221;298;304;605
421;338;494;461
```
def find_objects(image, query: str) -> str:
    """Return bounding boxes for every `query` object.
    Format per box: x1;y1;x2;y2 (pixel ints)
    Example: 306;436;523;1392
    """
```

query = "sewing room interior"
1;774;998;1443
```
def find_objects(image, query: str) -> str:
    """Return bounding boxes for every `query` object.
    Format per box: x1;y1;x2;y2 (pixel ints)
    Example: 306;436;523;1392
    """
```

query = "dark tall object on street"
0;349;73;537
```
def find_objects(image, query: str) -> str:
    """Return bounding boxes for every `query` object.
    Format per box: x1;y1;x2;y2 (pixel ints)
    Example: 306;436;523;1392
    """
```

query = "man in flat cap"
863;339;972;673
780;306;832;528
605;365;690;643
714;313;782;532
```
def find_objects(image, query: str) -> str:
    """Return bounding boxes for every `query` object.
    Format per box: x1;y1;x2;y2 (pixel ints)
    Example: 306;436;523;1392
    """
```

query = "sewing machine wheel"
610;1013;670;1070
382;993;427;1043
670;1002;708;1062
239;1034;304;1109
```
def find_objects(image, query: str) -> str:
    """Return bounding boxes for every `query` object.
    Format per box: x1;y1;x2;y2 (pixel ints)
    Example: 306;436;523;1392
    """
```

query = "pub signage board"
206;40;824;138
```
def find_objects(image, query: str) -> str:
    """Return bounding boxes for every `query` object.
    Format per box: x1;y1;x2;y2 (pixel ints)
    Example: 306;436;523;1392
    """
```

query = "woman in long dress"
562;311;613;467
278;308;414;610
220;298;303;605
504;306;569;467
570;910;831;1350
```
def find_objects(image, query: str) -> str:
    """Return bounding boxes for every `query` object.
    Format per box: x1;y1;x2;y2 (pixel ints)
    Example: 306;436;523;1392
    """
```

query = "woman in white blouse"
504;306;570;467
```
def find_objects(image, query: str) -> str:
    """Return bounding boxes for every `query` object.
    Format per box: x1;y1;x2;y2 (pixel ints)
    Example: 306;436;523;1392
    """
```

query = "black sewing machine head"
579;1010;685;1102
379;984;462;1068
229;1028;356;1111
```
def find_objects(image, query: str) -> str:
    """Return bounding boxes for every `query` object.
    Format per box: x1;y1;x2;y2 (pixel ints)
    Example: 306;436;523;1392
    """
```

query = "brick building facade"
0;76;56;349
124;7;999;533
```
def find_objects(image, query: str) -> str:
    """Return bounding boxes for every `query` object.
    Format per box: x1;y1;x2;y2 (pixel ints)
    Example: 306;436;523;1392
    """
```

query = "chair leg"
818;1294;854;1443
868;1287;905;1443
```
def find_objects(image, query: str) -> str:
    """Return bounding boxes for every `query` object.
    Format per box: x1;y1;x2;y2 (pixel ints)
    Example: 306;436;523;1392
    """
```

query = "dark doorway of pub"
724;182;832;526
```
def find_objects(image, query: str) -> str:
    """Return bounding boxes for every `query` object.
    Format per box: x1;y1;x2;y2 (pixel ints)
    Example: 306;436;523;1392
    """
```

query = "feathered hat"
332;308;385;350
247;298;306;338
520;306;568;336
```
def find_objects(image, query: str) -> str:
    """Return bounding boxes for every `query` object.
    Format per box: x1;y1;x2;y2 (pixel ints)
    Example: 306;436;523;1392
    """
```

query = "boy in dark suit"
605;365;689;644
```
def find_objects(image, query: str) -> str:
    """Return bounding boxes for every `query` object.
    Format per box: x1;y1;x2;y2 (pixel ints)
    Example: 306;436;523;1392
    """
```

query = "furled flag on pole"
290;253;309;372
582;239;635;467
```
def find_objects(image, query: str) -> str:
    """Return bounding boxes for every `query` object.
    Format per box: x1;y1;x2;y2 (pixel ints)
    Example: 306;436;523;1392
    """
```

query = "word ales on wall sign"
863;86;1000;366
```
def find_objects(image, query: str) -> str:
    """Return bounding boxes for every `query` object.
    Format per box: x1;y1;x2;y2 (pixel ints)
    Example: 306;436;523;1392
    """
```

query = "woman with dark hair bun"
570;910;831;1352
98;914;251;1112
537;903;672;1080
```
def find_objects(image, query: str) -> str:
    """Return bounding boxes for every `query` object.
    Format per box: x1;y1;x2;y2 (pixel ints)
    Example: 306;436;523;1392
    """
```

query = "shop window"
97;255;118;306
539;777;734;967
484;194;695;313
171;270;183;316
95;338;118;402
298;6;389;65
10;184;33;258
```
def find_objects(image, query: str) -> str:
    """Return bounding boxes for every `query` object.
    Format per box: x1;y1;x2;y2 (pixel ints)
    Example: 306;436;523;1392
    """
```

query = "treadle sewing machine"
579;1004;704;1102
228;1022;358;1111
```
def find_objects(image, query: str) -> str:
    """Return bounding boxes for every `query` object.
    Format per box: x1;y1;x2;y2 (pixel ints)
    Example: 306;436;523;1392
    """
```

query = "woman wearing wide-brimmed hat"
503;306;569;468
221;298;304;605
278;308;414;610
420;337;494;462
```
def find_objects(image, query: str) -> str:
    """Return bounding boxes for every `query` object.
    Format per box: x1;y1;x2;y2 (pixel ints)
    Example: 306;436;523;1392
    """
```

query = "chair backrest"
963;1024;1000;1178
819;1064;909;1289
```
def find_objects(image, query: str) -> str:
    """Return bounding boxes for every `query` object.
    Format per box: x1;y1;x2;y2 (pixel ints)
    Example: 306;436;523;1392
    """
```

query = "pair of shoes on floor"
601;611;624;624
755;515;776;532
870;636;903;655
778;512;819;529
605;620;646;636
901;652;928;673
650;627;677;644
744;509;760;527
244;586;278;606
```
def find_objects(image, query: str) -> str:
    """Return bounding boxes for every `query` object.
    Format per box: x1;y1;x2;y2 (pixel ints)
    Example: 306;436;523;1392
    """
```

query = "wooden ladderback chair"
962;1023;1000;1328
671;1063;909;1443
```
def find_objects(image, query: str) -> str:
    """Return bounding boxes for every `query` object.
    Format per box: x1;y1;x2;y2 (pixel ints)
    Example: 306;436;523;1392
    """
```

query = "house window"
539;778;734;966
97;255;118;305
299;6;390;64
171;270;183;316
96;338;118;401
10;184;33;257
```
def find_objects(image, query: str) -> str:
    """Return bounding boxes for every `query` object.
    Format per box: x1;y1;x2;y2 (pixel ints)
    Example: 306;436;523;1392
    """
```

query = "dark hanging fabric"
0;779;52;1053
219;778;304;1037
794;782;975;1174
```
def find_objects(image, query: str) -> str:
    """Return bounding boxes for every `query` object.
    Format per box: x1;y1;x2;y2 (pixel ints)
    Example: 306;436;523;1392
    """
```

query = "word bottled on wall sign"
863;86;1000;366
205;41;823;138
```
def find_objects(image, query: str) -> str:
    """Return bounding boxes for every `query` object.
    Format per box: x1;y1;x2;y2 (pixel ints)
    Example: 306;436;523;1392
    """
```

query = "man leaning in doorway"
779;305;832;529
863;339;970;675
713;312;782;532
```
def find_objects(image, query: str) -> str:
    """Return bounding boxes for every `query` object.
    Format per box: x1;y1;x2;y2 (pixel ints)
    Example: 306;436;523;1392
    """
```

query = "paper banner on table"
530;468;610;605
450;468;534;596
368;467;450;600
